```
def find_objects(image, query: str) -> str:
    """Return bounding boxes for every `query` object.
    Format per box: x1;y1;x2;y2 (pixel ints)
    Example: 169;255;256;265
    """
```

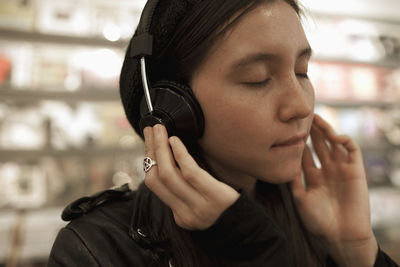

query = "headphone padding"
139;80;204;143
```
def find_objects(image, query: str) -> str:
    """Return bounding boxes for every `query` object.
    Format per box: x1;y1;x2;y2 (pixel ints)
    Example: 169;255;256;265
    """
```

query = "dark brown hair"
120;0;332;267
154;0;328;267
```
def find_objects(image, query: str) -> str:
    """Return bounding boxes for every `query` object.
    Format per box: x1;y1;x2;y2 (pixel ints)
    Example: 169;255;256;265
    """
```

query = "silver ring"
143;157;157;173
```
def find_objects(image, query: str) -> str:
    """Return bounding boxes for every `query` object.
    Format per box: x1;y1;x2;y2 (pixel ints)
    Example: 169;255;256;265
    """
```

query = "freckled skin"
191;0;315;190
143;3;380;262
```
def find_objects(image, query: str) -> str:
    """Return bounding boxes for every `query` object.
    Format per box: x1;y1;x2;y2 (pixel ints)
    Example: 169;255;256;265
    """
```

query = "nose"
277;74;314;122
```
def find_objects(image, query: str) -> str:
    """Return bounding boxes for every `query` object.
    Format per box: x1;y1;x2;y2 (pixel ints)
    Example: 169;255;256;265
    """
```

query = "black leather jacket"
48;183;398;267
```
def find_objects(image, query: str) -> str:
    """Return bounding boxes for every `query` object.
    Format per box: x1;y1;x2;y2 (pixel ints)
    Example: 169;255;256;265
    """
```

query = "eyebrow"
231;47;313;70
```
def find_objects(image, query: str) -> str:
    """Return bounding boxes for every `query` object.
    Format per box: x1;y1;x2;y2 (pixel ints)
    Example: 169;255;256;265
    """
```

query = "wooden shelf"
316;99;400;108
309;12;400;27
312;56;400;69
0;87;121;102
0;146;144;161
0;28;129;49
3;90;398;106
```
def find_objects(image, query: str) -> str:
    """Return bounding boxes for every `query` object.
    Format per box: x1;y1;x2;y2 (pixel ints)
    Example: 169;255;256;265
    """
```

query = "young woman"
49;0;399;266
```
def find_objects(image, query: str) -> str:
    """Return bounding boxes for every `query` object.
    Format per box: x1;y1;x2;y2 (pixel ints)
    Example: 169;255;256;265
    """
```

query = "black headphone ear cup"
139;80;204;142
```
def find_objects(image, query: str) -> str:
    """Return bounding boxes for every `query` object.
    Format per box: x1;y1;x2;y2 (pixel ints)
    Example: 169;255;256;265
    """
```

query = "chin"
258;160;302;184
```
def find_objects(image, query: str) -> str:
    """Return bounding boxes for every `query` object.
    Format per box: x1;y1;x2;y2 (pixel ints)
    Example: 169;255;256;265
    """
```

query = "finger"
143;127;199;220
330;142;349;161
143;126;155;159
314;115;356;162
143;126;159;177
310;121;331;165
314;114;347;144
169;136;221;194
313;114;336;135
144;171;200;231
143;127;194;218
302;145;321;187
153;124;177;168
291;171;305;200
143;126;169;203
144;172;189;215
302;144;316;169
338;135;362;164
314;115;362;165
153;124;203;205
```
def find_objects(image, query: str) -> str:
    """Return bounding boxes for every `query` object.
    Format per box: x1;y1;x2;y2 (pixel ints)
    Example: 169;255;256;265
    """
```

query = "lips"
272;133;308;147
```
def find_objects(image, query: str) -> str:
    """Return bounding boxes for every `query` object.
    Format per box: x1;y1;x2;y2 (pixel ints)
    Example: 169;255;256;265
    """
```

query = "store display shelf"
361;145;394;153
316;99;400;108
0;87;121;102
0;28;129;49
312;56;400;68
3;91;398;106
309;12;400;27
0;147;143;161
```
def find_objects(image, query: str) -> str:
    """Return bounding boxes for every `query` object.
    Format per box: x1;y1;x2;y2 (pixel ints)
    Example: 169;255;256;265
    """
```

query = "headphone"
129;0;205;143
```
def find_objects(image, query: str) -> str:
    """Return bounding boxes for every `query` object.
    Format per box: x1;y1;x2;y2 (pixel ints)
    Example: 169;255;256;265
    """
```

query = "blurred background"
0;0;399;266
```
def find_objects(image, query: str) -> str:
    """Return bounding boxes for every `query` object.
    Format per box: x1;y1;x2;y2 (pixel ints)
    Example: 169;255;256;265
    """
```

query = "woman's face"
191;0;315;189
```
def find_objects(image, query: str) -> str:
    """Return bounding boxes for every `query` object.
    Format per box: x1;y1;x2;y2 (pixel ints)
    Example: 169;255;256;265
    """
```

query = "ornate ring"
143;157;157;173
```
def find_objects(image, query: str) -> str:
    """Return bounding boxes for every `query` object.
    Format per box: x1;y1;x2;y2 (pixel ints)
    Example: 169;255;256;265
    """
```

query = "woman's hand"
143;124;239;230
291;114;378;267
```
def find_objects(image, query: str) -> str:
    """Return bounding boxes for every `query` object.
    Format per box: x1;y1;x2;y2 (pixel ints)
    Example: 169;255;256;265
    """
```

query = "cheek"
196;84;275;164
198;96;303;182
306;82;316;106
192;78;314;181
203;101;265;146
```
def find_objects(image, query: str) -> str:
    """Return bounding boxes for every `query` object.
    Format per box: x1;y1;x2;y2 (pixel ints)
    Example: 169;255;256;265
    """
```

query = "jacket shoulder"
50;183;159;266
49;227;100;267
61;183;134;221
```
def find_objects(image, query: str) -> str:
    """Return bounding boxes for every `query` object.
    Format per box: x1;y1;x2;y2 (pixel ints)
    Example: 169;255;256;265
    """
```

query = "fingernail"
169;136;176;146
154;124;163;135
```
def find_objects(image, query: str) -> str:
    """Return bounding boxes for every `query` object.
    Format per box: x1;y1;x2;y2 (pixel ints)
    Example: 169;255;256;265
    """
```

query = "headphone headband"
126;0;205;141
130;0;160;57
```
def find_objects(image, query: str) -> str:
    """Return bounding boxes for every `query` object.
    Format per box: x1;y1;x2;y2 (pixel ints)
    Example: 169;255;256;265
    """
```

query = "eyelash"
297;73;309;79
244;78;271;88
245;73;309;88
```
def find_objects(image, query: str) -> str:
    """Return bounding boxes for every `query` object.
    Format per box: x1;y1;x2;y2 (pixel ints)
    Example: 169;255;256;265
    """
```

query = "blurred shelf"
0;147;144;161
312;56;400;68
0;28;129;49
361;145;394;153
3;91;398;105
316;99;400;108
0;87;120;102
309;11;400;27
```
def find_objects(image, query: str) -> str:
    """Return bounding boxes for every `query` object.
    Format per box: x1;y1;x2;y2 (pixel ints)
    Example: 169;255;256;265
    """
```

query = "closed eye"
296;73;309;79
243;78;271;88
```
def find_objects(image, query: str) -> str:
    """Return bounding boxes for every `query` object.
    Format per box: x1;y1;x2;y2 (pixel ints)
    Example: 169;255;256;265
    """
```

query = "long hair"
144;0;328;266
